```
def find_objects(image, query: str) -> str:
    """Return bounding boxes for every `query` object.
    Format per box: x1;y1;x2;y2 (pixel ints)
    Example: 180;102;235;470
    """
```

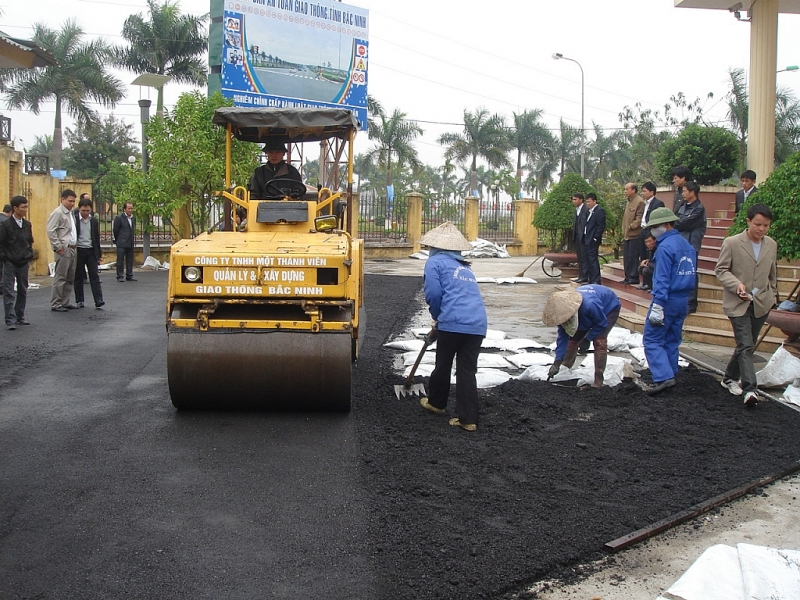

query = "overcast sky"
2;0;800;169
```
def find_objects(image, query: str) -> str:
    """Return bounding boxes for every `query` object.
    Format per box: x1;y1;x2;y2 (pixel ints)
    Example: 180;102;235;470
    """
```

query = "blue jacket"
555;284;621;359
651;229;697;306
423;250;487;336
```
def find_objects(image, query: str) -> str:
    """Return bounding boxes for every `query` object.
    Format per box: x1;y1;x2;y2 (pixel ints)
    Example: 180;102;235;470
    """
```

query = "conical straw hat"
542;289;583;326
418;221;473;251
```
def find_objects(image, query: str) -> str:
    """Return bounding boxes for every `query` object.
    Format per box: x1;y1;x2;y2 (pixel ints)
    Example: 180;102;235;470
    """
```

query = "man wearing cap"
544;284;621;388
642;207;697;395
417;222;487;432
248;140;303;200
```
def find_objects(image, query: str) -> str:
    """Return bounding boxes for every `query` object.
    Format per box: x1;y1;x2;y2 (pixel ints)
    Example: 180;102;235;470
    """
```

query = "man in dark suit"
582;193;606;284
639;181;664;263
112;202;137;282
571;193;589;283
74;197;105;308
0;196;34;329
734;170;757;214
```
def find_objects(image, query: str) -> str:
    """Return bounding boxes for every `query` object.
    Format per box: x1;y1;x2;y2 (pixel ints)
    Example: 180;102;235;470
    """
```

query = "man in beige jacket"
46;189;78;312
715;203;778;407
621;183;644;285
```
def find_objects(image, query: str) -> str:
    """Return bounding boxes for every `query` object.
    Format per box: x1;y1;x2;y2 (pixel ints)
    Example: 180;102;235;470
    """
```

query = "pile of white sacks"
384;326;687;389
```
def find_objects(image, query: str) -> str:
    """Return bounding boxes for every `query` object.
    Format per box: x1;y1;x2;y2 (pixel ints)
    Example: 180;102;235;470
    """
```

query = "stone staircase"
601;207;799;353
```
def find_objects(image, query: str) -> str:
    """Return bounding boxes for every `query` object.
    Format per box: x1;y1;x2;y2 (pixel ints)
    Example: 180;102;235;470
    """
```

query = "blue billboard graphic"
220;0;368;127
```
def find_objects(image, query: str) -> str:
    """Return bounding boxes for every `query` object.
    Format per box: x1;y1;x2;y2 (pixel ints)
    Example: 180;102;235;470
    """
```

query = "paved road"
0;271;377;599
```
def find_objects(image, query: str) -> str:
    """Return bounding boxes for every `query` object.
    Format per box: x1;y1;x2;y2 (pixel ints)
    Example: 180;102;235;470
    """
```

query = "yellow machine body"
166;107;363;411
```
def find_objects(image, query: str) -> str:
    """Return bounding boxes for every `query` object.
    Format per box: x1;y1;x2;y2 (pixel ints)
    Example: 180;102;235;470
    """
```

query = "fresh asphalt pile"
355;275;800;600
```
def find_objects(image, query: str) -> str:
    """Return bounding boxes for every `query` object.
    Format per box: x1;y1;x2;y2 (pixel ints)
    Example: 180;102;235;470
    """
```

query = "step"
615;309;783;353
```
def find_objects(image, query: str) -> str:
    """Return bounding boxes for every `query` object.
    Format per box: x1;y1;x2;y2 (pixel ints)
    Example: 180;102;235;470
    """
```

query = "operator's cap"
647;206;679;227
418;221;472;252
542;289;583;327
262;139;288;152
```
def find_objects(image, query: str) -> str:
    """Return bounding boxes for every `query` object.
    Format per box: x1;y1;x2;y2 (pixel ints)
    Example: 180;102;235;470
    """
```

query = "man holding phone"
715;204;778;407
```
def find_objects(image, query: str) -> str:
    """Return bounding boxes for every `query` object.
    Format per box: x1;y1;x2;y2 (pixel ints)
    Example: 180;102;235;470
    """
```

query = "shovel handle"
405;329;434;386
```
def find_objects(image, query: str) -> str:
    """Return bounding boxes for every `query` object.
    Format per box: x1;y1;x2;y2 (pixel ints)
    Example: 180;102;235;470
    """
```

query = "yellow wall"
0;145;23;206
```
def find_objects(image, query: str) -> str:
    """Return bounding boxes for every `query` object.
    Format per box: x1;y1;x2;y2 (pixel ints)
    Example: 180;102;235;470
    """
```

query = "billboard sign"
220;0;368;127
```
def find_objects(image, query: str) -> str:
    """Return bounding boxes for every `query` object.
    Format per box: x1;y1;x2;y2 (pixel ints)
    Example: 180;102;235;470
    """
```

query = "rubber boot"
592;350;607;388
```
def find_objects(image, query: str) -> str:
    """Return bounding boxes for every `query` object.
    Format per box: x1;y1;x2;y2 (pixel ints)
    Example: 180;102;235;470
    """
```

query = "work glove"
547;361;562;381
649;303;665;327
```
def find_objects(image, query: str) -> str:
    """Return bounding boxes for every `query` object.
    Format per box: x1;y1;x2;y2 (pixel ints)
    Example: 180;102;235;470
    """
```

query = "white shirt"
641;199;653;228
14;216;23;228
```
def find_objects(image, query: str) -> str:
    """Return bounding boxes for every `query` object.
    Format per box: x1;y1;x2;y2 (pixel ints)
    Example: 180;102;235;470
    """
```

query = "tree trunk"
52;98;63;170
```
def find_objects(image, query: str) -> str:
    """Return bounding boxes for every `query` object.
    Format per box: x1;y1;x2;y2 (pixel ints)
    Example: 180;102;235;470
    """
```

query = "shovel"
394;329;435;399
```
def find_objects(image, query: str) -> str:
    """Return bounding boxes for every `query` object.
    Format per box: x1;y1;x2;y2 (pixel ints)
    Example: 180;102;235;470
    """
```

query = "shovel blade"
394;383;426;400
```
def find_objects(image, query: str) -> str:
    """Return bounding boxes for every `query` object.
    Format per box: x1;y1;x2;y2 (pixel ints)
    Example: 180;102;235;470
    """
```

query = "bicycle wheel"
542;259;562;278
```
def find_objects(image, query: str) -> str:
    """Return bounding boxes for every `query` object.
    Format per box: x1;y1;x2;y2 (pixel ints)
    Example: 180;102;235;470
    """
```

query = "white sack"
575;354;631;387
403;363;437;378
500;338;548;352
142;256;165;270
476;277;496;283
385;339;436;352
657;543;800;600
481;338;506;349
409;252;428;260
476;368;512;388
756;346;800;388
506;353;554;369
629;347;648;367
517;364;576;383
400;350;436;367
477;354;513;369
486;329;506;340
784;378;800;407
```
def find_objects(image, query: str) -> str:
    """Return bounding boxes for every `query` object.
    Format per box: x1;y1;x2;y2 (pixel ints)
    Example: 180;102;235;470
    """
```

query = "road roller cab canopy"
211;106;361;144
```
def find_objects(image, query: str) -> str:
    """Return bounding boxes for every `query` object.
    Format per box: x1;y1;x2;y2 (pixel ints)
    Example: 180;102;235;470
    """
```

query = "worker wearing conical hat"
417;222;487;432
543;284;621;388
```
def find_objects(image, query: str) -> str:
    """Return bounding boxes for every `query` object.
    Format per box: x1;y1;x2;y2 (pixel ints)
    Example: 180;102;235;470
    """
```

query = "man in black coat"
674;181;706;314
734;170;757;214
0;196;34;330
639;181;664;262
671;165;691;213
582;193;606;284
112;202;136;282
248;140;303;199
74;197;105;308
571;193;589;283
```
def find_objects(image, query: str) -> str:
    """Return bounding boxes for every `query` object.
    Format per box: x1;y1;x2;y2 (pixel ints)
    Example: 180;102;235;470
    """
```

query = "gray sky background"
2;0;800;169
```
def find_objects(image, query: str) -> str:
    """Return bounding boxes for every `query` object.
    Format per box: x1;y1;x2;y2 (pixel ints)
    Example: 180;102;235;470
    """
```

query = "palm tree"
0;20;124;169
438;108;510;197
586;123;627;183
113;0;208;115
526;130;558;199
725;67;800;171
510;109;551;197
554;119;581;179
366;108;423;192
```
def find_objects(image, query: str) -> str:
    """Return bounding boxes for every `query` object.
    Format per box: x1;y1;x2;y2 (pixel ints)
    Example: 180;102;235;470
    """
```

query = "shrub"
533;173;595;251
730;151;800;261
655;124;739;185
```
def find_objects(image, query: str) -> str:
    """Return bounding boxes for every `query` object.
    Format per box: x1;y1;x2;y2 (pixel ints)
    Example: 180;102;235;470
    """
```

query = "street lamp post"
131;73;172;260
552;52;585;180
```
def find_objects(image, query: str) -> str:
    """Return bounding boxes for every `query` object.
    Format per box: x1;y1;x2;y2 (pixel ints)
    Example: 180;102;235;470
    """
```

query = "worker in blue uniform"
544;284;621;388
642;207;697;395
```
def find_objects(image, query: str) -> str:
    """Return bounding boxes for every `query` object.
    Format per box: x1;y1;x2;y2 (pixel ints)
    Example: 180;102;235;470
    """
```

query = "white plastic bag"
756;346;800;388
784;378;800;406
505;353;554;369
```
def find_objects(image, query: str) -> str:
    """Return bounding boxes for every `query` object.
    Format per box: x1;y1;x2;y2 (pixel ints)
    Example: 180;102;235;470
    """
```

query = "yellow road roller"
166;107;363;411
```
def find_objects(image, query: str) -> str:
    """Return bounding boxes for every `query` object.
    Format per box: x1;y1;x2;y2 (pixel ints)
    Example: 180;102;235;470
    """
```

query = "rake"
394;329;435;399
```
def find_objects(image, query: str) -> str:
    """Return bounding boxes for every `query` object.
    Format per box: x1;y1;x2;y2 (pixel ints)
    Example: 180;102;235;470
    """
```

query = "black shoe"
117;278;124;282
51;306;68;312
95;301;105;308
18;319;30;325
126;277;138;281
64;304;79;310
6;323;16;330
647;378;676;396
76;302;85;308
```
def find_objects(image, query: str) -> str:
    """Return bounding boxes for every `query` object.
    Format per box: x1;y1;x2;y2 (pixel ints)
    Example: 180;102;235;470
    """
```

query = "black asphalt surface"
0;271;379;599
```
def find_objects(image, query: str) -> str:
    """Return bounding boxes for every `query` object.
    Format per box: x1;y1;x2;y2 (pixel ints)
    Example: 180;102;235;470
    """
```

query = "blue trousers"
643;295;688;383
